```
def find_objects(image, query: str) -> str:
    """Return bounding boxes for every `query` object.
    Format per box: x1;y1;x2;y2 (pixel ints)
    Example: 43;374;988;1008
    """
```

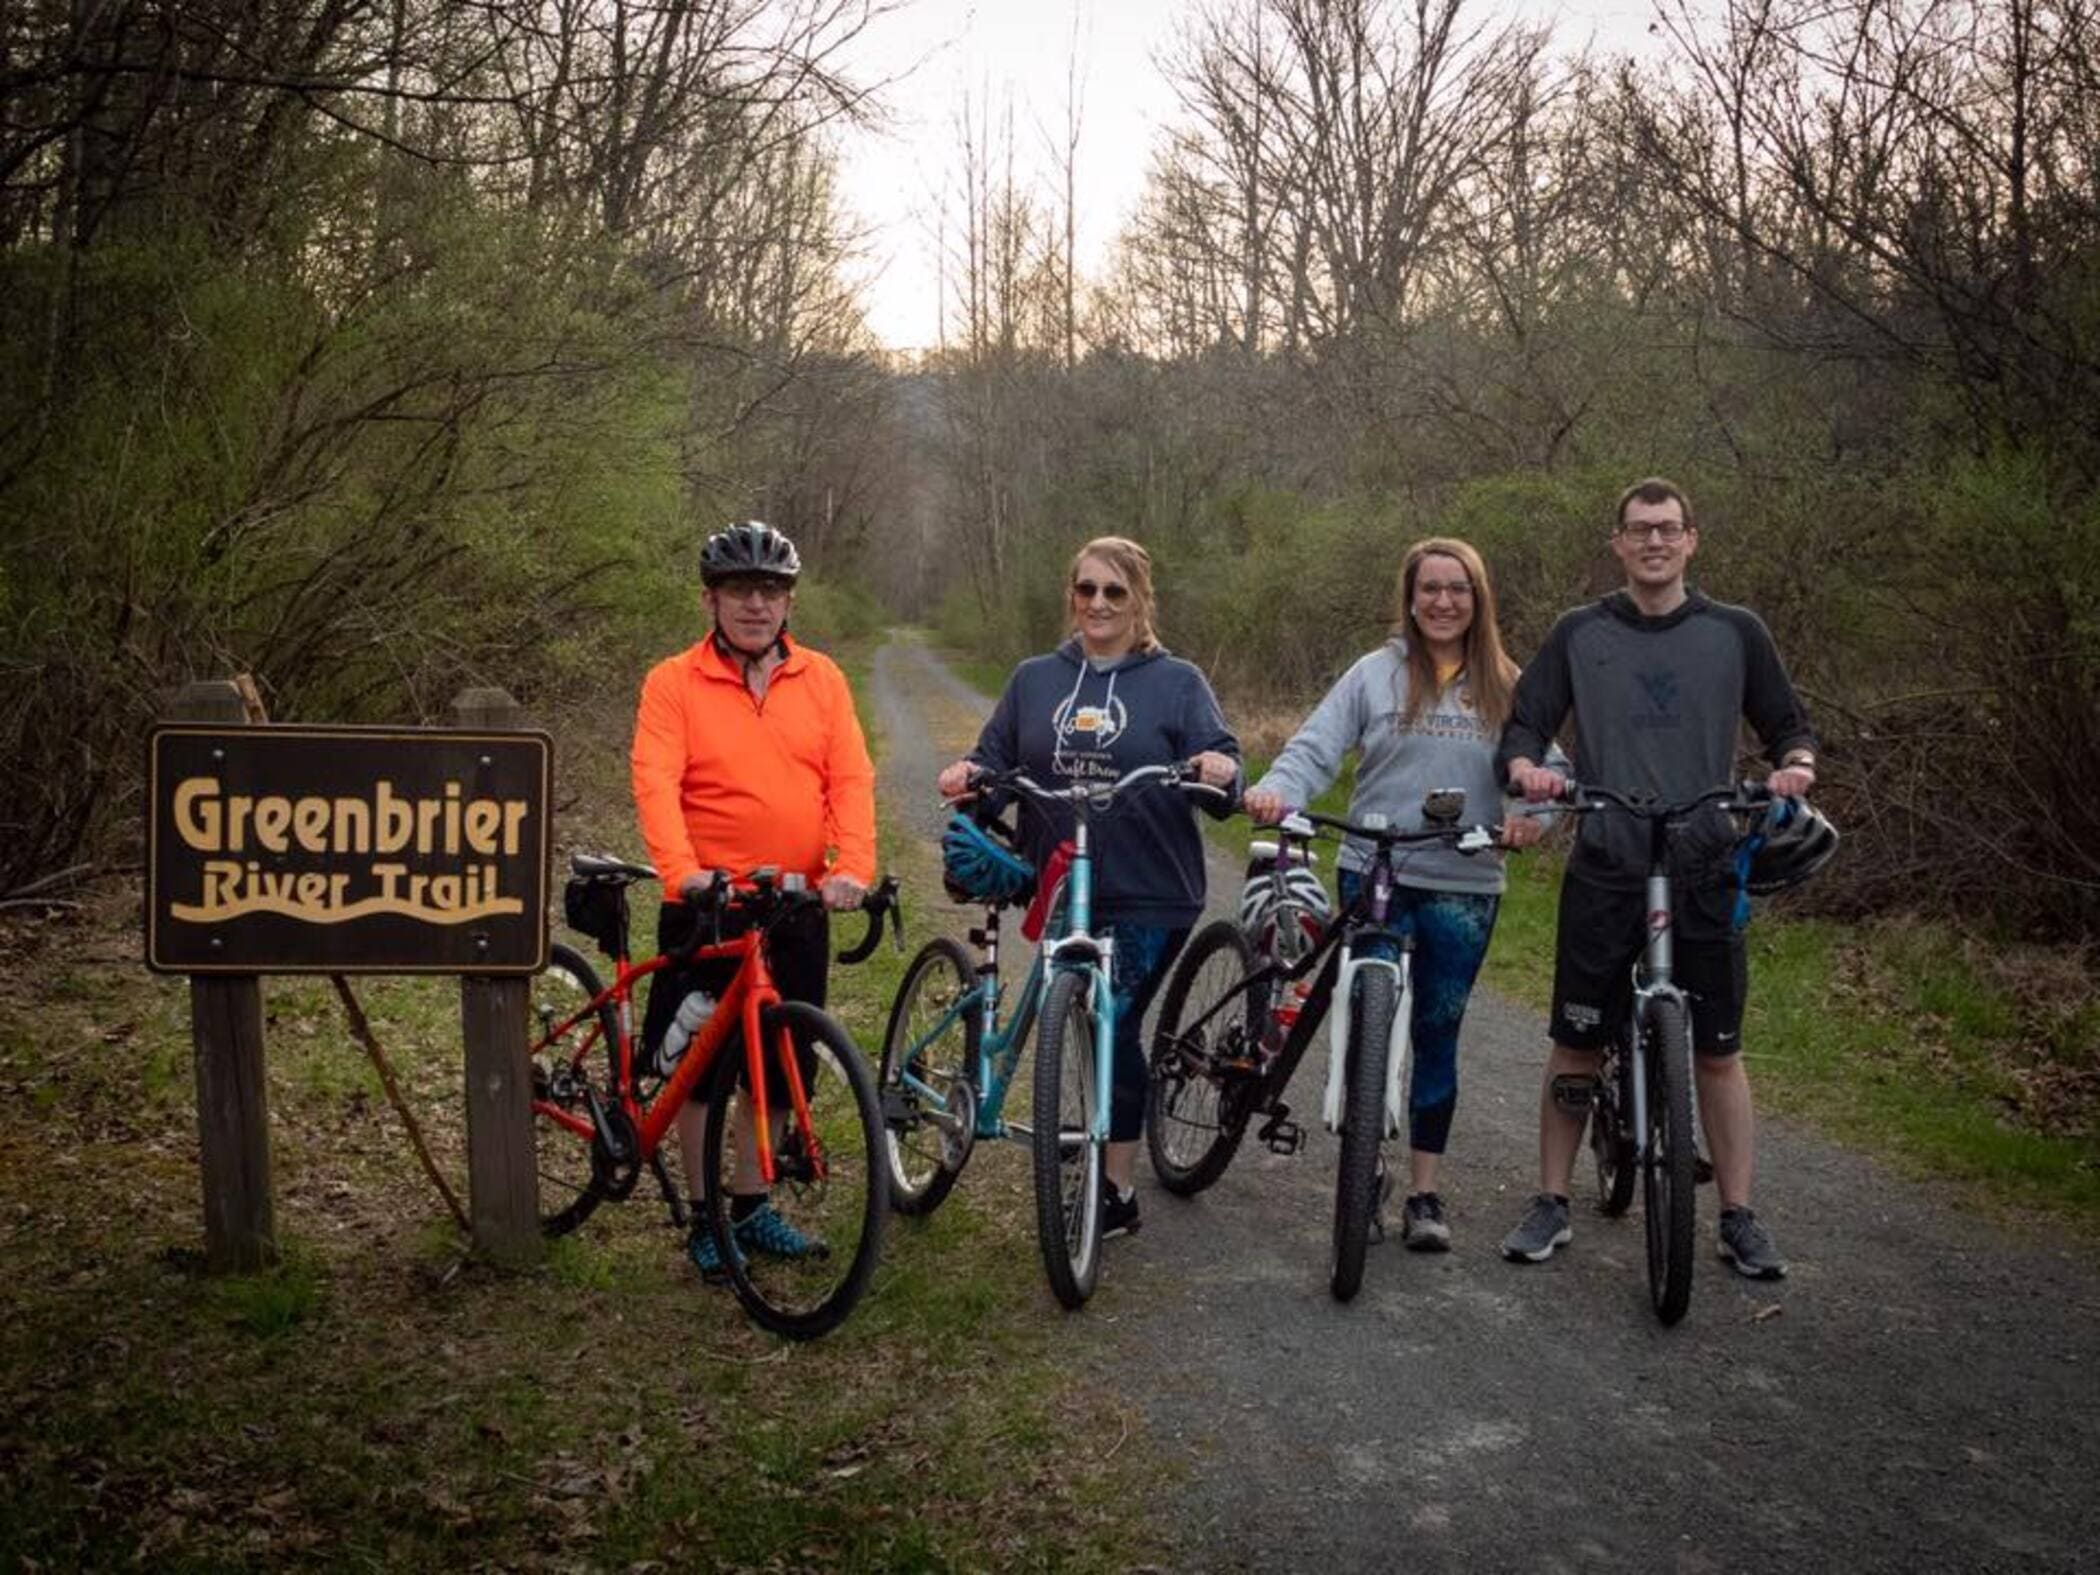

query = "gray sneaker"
1501;1193;1572;1262
1718;1206;1787;1279
1402;1192;1452;1252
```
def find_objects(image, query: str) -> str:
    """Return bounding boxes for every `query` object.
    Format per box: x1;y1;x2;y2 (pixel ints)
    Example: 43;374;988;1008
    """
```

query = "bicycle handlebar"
667;869;905;963
967;760;1236;813
1528;779;1776;819
1293;807;1501;856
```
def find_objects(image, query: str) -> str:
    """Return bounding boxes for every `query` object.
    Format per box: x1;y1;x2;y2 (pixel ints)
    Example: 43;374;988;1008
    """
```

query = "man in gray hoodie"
1496;479;1818;1280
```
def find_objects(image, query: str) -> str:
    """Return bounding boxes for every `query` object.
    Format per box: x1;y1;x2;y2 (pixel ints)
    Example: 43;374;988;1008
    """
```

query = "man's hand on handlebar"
677;870;726;905
821;873;869;912
1187;751;1238;789
1507;758;1569;803
936;760;979;800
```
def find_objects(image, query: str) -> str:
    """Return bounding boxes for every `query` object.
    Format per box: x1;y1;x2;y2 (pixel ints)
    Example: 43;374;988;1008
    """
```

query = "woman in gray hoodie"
1243;537;1548;1252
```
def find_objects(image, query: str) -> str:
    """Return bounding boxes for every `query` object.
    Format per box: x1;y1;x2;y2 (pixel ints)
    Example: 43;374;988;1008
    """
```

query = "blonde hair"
1067;536;1161;651
1392;536;1518;729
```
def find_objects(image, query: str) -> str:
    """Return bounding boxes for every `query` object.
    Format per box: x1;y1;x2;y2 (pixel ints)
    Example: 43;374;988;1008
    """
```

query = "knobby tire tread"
1643;996;1697;1325
1331;964;1397;1302
1145;918;1258;1196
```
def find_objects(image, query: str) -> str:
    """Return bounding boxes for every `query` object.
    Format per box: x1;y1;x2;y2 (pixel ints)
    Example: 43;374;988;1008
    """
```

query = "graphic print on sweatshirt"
1631;665;1683;733
1050;675;1131;782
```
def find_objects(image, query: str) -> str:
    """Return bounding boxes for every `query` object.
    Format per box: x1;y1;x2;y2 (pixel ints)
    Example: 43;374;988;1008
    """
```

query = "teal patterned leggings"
1335;871;1500;1155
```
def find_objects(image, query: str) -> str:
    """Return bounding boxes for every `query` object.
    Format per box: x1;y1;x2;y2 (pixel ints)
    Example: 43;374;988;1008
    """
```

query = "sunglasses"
1072;579;1131;605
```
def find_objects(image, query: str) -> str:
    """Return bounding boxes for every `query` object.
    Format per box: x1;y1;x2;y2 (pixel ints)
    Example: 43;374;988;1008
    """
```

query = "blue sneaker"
686;1222;741;1283
733;1200;828;1261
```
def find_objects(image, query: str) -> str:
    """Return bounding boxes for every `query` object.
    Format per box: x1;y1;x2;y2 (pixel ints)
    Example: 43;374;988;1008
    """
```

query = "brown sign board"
147;724;552;975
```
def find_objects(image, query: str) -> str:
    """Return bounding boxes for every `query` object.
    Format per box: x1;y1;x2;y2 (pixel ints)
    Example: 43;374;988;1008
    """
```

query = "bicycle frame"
532;908;820;1188
886;901;1046;1141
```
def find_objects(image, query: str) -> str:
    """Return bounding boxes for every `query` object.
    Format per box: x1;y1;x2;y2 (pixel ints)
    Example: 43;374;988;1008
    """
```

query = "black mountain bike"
1548;779;1778;1326
1146;791;1498;1301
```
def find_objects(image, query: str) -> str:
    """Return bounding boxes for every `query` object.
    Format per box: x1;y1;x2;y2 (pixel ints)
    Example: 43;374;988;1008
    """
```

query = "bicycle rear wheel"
1641;996;1697;1325
1331;964;1398;1302
1146;919;1260;1196
1033;970;1102;1309
1591;1041;1637;1218
702;1003;887;1341
878;936;982;1217
530;943;630;1237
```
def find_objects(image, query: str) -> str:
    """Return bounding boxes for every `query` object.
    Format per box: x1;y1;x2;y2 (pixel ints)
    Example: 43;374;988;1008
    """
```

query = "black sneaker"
1101;1181;1142;1239
1402;1192;1452;1252
1717;1206;1787;1279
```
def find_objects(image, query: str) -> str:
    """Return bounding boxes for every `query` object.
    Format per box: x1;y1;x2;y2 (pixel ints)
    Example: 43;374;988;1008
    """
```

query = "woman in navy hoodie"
937;536;1241;1241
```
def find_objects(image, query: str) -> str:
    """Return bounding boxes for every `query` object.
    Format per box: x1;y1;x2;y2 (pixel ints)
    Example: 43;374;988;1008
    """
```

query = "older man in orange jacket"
631;519;877;1275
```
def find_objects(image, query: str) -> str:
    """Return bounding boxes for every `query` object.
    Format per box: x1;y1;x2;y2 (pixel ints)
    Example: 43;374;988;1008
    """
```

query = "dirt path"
870;631;2100;1574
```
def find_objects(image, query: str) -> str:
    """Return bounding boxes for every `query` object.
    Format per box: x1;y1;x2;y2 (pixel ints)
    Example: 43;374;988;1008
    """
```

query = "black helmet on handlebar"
1743;798;1840;894
701;520;802;586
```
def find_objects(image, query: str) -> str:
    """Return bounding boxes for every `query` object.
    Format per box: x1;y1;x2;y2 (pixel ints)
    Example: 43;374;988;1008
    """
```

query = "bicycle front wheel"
702;1003;888;1341
1032;970;1102;1309
1146;918;1259;1196
1330;964;1397;1303
1641;996;1697;1325
1591;1041;1637;1218
530;943;626;1237
878;936;982;1217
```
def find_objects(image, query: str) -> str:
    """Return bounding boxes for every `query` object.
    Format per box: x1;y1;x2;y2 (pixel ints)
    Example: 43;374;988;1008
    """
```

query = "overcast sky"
830;0;1673;353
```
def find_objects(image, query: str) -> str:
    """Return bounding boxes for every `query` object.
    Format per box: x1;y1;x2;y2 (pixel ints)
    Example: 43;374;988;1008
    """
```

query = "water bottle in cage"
659;991;715;1072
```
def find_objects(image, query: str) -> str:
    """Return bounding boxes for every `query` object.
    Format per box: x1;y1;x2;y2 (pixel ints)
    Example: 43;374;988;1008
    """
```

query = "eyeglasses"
1417;579;1474;602
1072;580;1131;605
1617;520;1689;543
716;578;793;603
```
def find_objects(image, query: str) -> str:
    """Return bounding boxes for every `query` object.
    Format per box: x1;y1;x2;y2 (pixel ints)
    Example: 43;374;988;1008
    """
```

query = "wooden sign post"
173;680;276;1273
452;687;540;1265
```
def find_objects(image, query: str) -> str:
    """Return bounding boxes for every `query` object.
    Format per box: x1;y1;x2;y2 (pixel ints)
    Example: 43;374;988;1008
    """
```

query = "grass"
0;641;1167;1572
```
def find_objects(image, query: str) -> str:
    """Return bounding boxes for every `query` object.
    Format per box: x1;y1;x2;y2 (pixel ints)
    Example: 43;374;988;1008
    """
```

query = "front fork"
1321;947;1412;1138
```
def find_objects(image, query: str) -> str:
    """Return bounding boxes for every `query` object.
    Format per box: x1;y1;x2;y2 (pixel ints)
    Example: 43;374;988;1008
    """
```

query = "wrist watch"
1782;751;1816;771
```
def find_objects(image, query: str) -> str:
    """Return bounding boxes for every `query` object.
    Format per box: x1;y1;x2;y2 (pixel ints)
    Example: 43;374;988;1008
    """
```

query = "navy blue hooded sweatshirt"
967;638;1241;928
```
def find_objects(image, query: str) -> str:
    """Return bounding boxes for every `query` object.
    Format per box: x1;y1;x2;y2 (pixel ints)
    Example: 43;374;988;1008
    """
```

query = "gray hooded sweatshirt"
1253;641;1548;894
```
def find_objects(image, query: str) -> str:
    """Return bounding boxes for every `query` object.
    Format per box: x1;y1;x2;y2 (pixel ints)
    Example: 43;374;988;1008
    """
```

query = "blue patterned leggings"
1335;871;1500;1156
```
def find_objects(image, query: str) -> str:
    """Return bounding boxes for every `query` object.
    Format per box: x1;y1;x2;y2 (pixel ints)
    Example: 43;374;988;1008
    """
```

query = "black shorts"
641;899;829;1102
1549;873;1748;1057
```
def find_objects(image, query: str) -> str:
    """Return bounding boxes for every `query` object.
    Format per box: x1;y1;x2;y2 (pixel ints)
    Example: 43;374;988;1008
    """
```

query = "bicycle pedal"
1694;1153;1715;1185
1259;1116;1304;1155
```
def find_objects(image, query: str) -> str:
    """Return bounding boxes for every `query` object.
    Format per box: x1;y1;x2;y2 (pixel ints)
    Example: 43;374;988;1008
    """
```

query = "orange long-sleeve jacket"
631;634;877;897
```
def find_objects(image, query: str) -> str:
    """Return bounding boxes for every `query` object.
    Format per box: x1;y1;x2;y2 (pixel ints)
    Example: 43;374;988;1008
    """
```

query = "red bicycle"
531;854;900;1340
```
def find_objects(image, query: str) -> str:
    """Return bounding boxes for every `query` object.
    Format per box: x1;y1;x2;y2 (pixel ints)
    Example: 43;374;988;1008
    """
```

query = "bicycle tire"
1641;995;1697;1325
1592;1040;1638;1218
531;943;625;1237
1330;964;1398;1302
1032;970;1102;1310
878;936;982;1217
1145;918;1260;1196
702;1003;888;1341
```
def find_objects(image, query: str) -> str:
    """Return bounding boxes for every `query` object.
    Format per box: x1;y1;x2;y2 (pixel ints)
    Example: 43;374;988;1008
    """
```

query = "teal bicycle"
878;762;1227;1308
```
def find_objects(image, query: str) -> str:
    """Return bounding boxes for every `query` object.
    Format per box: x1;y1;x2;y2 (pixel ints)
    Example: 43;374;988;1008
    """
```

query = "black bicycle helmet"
941;811;1036;906
1742;797;1840;894
700;520;802;586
